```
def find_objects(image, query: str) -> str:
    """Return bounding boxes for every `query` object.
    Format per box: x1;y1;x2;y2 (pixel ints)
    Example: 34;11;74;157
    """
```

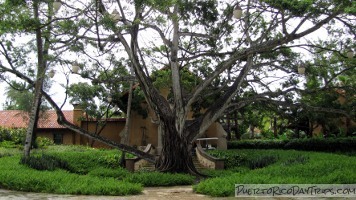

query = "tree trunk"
23;89;42;158
273;116;277;138
346;117;351;137
226;114;231;140
119;71;134;167
249;125;255;138
234;111;239;140
23;1;47;158
155;121;200;175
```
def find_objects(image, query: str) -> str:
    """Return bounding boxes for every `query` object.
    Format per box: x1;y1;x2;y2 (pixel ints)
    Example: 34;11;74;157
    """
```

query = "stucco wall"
36;130;75;145
80;120;125;148
129;108;159;147
203;122;227;150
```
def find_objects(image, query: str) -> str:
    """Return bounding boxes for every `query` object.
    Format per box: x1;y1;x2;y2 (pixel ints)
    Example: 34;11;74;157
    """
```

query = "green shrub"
0;127;26;144
20;154;69;171
208;150;247;169
48;151;107;174
0;127;11;142
88;167;129;179
35;137;54;148
0;147;21;156
228;137;356;152
0;141;17;148
248;155;278;169
97;153;121;168
284;138;356;152
228;139;287;149
0;153;12;158
46;148;132;174
240;133;251;139
282;155;309;166
261;129;275;139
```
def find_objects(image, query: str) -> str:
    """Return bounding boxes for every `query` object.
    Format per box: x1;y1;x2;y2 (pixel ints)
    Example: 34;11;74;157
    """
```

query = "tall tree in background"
3;82;34;111
300;40;356;136
23;0;56;158
1;0;152;162
0;0;54;158
0;0;354;174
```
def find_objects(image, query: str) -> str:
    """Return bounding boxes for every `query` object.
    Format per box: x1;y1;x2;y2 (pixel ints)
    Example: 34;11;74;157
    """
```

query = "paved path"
0;186;227;200
0;187;347;200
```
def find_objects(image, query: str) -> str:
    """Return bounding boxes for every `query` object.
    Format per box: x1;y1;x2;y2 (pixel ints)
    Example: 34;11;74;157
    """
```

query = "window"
53;133;63;144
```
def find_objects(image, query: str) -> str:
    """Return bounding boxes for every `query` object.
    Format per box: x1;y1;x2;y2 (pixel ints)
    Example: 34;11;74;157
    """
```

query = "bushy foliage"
97;153;121;168
247;155;278;169
228;139;287;149
0;153;12;158
35;137;54;148
208;150;278;170
0;127;26;145
282;154;309;166
284;138;356;152
46;148;122;174
207;150;247;169
0;141;17;148
88;167;129;179
228;137;356;152
20;154;69;171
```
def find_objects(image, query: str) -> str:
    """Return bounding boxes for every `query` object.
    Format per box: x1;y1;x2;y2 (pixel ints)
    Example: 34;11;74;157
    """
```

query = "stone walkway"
0;187;347;200
0;186;227;200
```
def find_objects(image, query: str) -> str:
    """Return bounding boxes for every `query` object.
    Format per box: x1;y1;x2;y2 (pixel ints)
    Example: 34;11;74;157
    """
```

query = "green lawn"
1;146;355;197
0;145;194;195
194;149;356;197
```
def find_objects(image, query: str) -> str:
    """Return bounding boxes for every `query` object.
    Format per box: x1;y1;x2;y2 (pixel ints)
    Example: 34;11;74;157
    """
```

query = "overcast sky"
0;1;337;111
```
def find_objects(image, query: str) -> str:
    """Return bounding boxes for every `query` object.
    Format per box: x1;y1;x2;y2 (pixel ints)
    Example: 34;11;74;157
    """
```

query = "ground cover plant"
195;149;356;197
1;145;355;197
0;145;194;195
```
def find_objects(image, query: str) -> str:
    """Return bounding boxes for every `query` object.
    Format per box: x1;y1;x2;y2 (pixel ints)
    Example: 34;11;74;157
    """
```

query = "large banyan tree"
0;0;354;174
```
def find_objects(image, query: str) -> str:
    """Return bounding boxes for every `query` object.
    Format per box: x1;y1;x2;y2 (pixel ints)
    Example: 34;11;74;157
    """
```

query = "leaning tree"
1;0;355;175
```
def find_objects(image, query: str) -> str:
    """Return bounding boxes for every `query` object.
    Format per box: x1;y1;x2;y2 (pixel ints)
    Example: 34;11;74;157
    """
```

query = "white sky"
0;1;343;111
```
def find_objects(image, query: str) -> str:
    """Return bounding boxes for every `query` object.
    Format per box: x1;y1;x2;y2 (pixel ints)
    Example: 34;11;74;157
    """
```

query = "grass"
0;155;141;195
195;149;356;197
0;145;194;195
1;145;355;197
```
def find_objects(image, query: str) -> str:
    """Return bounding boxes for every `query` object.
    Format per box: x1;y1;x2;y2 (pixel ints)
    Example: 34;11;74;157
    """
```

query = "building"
0;104;227;151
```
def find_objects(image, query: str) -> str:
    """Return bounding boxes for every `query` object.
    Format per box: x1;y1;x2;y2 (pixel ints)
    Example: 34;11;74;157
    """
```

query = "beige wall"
129;110;158;147
36;130;75;145
80;120;125;148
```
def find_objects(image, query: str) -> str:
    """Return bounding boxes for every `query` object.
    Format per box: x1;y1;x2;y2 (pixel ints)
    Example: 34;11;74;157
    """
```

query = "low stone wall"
195;143;224;169
125;144;155;172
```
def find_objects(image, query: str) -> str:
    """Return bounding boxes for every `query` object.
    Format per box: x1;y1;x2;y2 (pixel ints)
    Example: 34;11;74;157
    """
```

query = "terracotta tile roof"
0;110;74;129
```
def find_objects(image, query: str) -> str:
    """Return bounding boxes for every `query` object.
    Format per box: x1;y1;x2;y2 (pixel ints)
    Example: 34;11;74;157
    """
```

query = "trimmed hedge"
228;137;356;152
228;140;287;149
